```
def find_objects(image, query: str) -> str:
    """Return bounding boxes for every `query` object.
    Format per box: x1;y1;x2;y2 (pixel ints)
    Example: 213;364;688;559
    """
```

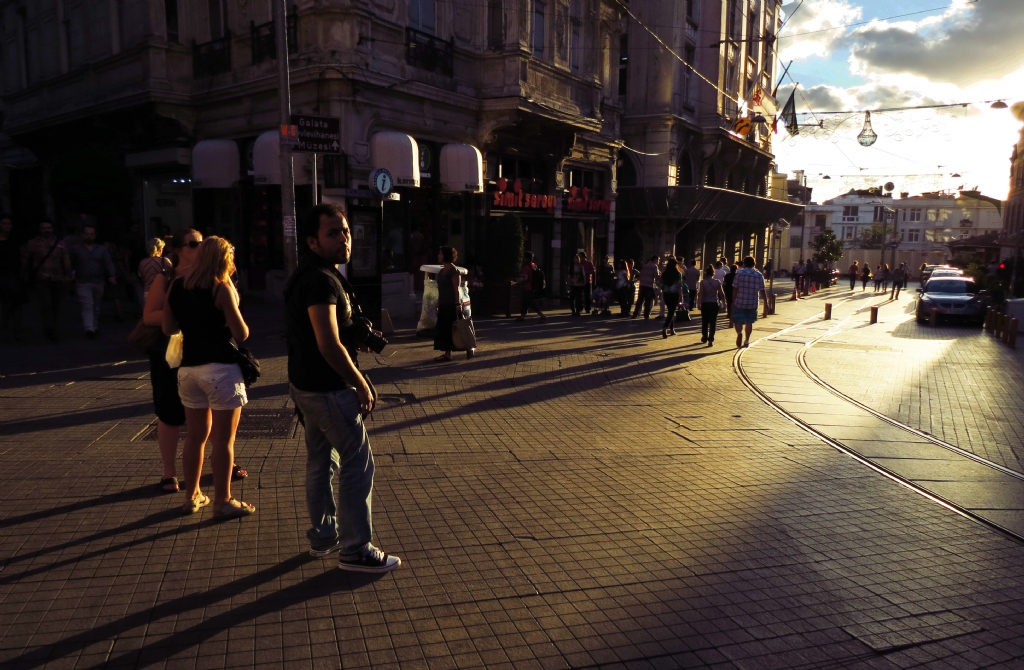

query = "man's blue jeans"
290;385;374;556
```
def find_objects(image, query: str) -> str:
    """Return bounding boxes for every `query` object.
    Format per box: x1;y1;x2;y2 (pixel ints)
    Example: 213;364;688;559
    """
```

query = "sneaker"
310;540;343;558
338;544;401;573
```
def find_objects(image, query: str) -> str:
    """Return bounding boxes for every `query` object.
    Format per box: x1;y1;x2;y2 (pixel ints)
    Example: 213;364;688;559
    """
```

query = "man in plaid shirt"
731;256;767;348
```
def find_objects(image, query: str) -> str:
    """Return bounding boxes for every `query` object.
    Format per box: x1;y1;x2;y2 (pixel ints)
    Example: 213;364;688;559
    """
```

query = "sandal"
231;465;248;481
182;493;210;515
213;499;256;520
158;477;180;494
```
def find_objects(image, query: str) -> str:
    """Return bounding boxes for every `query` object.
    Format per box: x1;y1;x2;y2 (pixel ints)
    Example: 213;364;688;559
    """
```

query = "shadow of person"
7;554;382;669
0;484;164;531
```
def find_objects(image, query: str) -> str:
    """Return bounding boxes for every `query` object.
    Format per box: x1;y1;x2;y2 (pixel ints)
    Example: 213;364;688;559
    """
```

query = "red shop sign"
492;178;557;210
564;186;611;214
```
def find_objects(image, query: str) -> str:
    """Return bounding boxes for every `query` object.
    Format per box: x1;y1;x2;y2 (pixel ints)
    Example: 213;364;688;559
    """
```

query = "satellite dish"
884;182;895;192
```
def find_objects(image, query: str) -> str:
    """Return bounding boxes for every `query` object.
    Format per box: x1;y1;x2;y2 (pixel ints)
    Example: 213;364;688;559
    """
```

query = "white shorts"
177;363;248;411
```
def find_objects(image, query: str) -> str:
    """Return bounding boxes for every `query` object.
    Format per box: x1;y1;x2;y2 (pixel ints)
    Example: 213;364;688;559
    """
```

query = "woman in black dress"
433;246;462;362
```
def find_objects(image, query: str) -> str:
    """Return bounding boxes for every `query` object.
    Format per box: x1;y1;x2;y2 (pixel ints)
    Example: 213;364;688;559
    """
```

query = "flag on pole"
774;88;798;135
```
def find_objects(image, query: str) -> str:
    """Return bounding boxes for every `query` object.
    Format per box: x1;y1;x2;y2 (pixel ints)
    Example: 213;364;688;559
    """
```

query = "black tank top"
167;279;237;367
437;266;458;306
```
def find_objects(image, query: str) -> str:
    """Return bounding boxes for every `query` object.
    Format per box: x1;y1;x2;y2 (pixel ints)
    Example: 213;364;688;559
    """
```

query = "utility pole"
274;0;297;275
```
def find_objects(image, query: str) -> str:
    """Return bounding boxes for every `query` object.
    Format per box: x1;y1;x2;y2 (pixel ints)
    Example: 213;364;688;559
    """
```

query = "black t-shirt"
167;279;237;367
285;256;360;393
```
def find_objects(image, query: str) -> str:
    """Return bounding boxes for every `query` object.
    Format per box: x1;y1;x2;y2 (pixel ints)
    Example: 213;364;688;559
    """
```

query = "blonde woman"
163;237;254;519
138;237;172;302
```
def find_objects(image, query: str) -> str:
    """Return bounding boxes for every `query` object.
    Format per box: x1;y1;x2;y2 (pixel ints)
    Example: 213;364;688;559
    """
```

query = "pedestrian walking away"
714;261;727;283
434;245;474;361
71;224;117;338
660;257;686;338
723;264;737;324
632;254;660;320
684;260;701;310
568;253;586;316
21;220;71;342
580;252;595;314
890;263;907;300
594;255;614;316
517;251;546;322
285;203;401;573
861;264;871;291
163;236;255;520
848;261;859;291
795;259;806;294
731;257;767;349
697;267;728;346
880;264;891;292
873;264;884;293
0;214;26;342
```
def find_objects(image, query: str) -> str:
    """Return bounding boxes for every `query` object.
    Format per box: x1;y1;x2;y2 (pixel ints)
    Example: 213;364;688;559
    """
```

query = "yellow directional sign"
734;117;752;135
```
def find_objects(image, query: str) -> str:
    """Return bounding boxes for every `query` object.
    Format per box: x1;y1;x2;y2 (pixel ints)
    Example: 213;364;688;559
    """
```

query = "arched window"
677;154;694;186
756;176;766;197
617;154;637;187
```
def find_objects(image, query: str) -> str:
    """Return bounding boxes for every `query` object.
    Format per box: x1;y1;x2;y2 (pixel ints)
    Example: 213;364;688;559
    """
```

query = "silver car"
916;277;986;325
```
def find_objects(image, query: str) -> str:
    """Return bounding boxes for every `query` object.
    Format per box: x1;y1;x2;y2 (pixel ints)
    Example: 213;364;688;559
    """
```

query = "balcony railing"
193;31;232;78
250;11;298;65
405;27;453;77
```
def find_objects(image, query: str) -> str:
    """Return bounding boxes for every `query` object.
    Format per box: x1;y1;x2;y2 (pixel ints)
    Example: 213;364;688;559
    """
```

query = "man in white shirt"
714;261;727;283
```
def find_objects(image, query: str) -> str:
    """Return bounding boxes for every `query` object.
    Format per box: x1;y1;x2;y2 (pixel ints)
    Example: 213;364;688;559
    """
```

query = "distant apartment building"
1002;111;1024;261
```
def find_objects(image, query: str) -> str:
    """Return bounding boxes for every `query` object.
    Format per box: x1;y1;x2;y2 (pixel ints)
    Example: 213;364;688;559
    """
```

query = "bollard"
791;286;799;301
824;303;832;320
995;313;1004;339
1010;319;1019;349
870;305;878;324
929;308;938;327
984;308;993;332
1002;317;1012;344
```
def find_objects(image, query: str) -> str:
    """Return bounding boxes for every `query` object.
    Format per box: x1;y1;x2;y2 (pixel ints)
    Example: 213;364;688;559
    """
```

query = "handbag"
165;332;183;369
233;345;261;387
451;311;477;351
127;320;164;353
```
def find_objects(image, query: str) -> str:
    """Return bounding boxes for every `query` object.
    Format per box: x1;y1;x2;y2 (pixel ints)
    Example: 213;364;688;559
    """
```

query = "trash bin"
1005;299;1024;332
416;264;470;335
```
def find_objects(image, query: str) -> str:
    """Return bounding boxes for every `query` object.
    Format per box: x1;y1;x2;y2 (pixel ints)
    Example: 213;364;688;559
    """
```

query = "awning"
192;139;239;188
371;132;419;187
253;131;312;185
616;186;804;224
440;143;483;192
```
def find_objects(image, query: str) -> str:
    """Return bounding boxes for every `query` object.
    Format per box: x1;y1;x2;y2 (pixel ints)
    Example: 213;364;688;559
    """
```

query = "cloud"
778;0;861;60
776;83;847;111
845;0;1024;86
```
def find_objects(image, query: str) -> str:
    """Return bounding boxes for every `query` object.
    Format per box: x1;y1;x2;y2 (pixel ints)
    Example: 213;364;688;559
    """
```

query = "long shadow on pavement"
3;553;377;670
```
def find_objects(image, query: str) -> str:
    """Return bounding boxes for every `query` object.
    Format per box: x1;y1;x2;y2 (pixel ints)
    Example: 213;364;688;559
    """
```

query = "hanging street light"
990;100;1008;109
857;111;878;147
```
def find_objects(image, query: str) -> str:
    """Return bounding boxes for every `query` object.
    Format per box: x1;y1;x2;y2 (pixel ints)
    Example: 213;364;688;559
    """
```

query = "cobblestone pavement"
802;288;1024;474
3;287;1024;670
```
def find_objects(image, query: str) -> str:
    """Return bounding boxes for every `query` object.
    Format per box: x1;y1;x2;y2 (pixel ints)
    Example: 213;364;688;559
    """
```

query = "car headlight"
920;295;932;302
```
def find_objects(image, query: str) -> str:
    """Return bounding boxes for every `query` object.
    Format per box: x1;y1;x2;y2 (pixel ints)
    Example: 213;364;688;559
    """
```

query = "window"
532;0;546;57
815;214;826;227
165;0;179;43
487;0;504;50
569;0;582;73
618;33;628;96
323;154;348;189
842;206;859;222
906;228;920;242
873;206;885;222
841;226;855;241
686;0;697;21
208;0;225;39
409;0;436;35
789;234;802;248
683;47;696;107
564;167;606;198
909;208;922;222
746;10;757;58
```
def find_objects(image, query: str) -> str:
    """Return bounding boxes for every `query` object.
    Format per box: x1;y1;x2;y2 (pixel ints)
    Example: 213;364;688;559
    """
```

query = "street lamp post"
274;0;297;276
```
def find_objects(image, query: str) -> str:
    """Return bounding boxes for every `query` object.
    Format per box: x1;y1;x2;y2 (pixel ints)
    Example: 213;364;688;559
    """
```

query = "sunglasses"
185;240;201;249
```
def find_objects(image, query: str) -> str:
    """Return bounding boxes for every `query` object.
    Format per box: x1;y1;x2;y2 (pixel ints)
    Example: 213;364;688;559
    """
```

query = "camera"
348;316;388;354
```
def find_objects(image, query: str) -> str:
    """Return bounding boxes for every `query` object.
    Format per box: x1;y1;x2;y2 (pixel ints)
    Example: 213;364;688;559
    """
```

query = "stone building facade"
0;0;624;313
613;0;802;268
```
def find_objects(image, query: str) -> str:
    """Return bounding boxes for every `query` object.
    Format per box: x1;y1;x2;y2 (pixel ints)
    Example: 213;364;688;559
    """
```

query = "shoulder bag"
451;310;477;352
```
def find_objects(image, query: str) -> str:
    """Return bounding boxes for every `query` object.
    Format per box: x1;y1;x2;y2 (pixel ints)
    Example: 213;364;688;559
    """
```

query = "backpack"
531;266;546;293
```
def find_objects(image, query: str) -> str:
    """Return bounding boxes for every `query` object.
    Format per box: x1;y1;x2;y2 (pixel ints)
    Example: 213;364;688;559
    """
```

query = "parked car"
928;268;964;281
920;264;960;283
916;277;987;325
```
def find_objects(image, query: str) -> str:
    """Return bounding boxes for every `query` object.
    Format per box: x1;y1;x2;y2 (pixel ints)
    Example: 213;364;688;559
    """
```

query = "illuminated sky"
772;0;1023;203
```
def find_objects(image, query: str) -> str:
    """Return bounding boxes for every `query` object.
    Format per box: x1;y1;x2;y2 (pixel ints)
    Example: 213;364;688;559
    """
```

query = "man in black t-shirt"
286;203;400;573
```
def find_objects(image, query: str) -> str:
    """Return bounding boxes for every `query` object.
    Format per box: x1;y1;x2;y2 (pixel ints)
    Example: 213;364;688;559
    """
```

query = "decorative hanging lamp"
857;111;878;147
990;100;1008;109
